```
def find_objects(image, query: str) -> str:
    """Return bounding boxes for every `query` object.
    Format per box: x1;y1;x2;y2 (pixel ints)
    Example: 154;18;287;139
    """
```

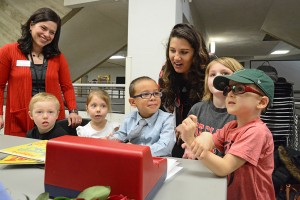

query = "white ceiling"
104;0;300;68
191;0;300;61
1;0;299;69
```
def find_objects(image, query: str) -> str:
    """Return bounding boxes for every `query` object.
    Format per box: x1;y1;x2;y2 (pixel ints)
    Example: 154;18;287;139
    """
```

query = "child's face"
86;95;108;124
29;100;59;134
208;63;233;97
225;81;264;117
129;79;161;118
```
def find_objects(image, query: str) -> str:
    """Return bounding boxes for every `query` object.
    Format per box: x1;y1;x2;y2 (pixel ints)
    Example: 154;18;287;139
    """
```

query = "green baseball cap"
213;69;274;105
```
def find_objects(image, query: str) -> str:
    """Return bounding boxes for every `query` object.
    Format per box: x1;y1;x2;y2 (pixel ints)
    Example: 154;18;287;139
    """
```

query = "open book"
165;158;183;181
0;140;47;164
0;154;43;164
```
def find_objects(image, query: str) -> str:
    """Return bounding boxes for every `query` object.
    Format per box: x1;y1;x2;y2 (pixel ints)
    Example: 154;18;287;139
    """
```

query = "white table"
0;135;227;199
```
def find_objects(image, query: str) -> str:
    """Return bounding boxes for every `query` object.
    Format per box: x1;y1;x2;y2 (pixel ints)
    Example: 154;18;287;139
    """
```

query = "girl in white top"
76;89;119;138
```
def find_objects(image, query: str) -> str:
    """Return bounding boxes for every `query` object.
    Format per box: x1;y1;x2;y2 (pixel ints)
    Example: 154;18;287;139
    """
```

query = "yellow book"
0;155;43;164
0;140;47;162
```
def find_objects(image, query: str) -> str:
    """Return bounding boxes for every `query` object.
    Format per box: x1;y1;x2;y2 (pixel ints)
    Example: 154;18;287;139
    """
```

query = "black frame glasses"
223;84;263;96
132;91;162;99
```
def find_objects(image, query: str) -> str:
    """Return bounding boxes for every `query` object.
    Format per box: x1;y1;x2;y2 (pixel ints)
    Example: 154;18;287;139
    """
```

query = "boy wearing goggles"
176;69;275;199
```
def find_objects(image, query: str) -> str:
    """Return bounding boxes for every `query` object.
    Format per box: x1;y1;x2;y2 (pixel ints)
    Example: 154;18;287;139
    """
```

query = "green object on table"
36;186;111;200
77;186;111;200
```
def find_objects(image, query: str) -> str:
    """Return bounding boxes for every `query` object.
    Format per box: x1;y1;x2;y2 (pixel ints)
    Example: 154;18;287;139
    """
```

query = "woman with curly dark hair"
158;23;210;157
0;7;81;137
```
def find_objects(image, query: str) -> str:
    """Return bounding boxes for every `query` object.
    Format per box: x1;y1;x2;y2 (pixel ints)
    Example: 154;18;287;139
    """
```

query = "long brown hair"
18;7;61;59
159;23;210;112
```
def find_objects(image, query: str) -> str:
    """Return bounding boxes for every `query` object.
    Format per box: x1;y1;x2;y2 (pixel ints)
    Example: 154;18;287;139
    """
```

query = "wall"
250;60;300;90
86;66;125;83
60;2;128;81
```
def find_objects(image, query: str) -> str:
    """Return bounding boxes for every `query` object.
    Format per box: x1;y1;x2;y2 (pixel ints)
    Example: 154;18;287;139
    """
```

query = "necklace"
31;52;43;60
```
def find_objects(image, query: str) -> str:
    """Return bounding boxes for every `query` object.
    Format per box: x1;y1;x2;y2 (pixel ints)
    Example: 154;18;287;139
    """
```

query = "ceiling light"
110;55;125;59
209;37;225;42
209;41;216;54
270;50;290;55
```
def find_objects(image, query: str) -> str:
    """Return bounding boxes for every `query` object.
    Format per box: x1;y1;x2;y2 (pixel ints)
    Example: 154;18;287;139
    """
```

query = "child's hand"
182;143;196;159
104;133;114;140
175;115;198;146
191;132;214;159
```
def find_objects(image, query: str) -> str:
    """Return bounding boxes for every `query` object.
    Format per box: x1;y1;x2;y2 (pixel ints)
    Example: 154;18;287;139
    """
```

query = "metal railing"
2;83;126;114
73;83;126;114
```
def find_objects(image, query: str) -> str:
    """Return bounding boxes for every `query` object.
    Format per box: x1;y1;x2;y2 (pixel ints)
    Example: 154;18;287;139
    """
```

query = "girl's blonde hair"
86;89;112;112
202;57;243;101
29;92;60;112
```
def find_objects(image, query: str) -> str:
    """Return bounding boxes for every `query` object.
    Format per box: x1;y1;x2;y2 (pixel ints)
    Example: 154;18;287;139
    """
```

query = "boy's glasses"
223;84;263;96
133;91;162;99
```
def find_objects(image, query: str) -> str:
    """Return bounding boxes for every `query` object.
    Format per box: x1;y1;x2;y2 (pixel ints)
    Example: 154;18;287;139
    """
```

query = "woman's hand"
68;113;82;127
